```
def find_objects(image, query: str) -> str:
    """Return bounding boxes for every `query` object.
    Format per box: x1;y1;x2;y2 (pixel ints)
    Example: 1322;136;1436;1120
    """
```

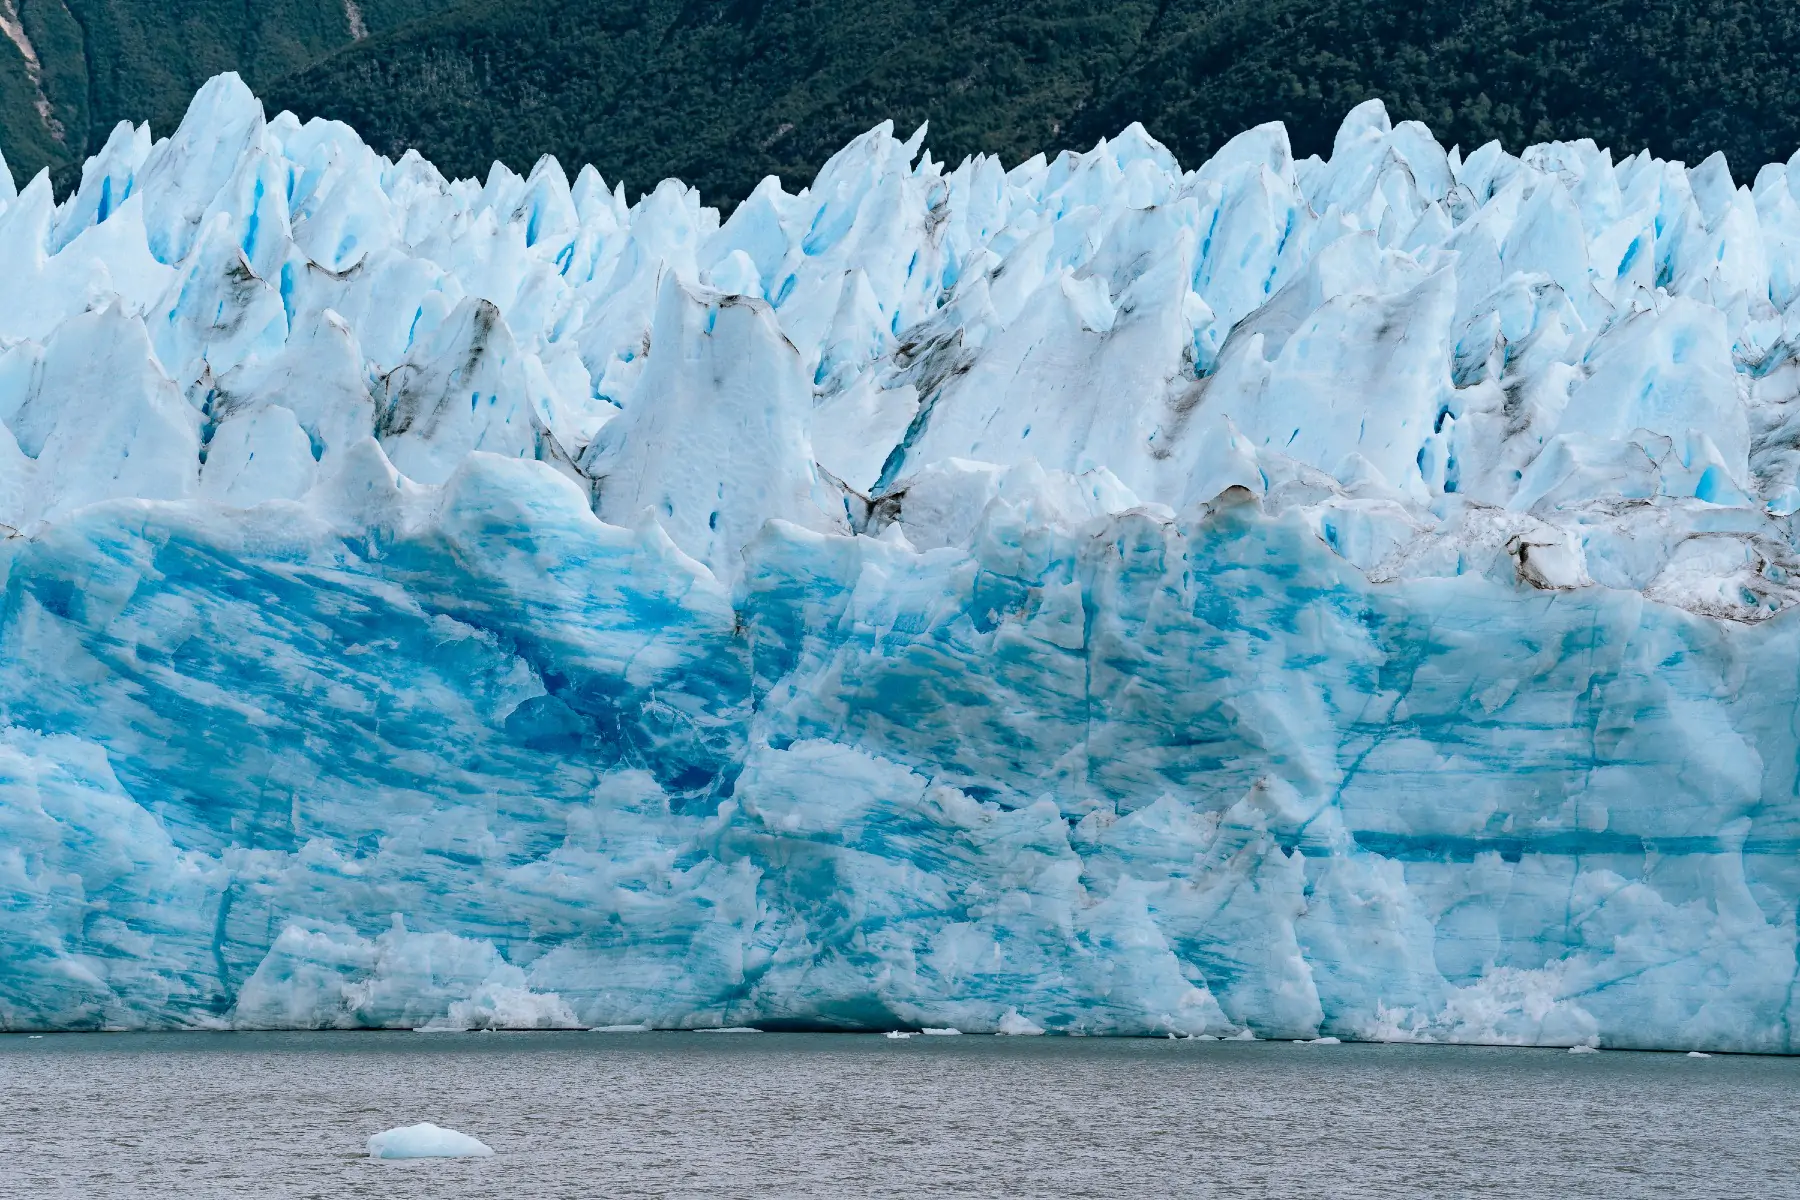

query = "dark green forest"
5;0;1800;205
0;0;433;186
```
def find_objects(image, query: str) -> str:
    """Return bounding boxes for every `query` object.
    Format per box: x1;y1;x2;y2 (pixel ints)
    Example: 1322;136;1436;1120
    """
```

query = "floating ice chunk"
996;1010;1045;1036
1688;1051;1712;1058
591;1024;651;1033
693;1027;762;1033
1568;1044;1601;1054
884;1030;914;1039
367;1123;494;1159
920;1028;962;1036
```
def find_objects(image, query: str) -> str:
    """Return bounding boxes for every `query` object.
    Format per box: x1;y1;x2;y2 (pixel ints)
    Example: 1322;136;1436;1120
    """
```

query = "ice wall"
4;74;1800;1049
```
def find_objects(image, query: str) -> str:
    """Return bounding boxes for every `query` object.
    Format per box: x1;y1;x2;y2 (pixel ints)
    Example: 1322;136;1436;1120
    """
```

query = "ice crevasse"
4;73;1800;1050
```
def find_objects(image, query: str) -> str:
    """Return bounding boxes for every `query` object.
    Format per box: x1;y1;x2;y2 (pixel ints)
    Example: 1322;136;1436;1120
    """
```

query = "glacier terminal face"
3;74;1800;1050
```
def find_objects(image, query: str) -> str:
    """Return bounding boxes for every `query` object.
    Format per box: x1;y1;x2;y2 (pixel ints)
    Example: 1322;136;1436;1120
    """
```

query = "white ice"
1;74;1799;1054
367;1123;494;1159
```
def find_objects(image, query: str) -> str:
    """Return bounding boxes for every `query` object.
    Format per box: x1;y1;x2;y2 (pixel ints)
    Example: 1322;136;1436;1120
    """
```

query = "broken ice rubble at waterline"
4;72;1800;1053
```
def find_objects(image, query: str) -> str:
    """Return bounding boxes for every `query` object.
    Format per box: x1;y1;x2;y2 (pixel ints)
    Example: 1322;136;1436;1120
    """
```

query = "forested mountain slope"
267;0;1800;205
5;0;1800;205
0;0;433;184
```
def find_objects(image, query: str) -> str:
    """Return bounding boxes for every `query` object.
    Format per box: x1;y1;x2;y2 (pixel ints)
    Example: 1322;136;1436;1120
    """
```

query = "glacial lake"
1;1031;1794;1197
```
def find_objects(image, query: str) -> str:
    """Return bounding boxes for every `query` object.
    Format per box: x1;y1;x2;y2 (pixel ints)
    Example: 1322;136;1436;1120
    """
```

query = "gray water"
0;1032;1794;1199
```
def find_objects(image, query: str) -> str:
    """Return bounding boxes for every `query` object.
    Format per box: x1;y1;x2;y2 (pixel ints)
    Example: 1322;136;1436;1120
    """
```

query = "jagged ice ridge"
4;73;1800;1049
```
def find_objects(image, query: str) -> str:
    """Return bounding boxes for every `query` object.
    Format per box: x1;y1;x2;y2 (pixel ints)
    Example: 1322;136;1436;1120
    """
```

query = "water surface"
1;1032;1792;1198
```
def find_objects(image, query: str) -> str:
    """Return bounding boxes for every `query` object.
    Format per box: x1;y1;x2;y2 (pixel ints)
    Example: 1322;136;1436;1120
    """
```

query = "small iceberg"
920;1028;961;1036
694;1026;762;1033
884;1030;914;1039
996;1009;1045;1036
591;1024;652;1033
1568;1044;1601;1054
1688;1051;1713;1059
367;1123;494;1160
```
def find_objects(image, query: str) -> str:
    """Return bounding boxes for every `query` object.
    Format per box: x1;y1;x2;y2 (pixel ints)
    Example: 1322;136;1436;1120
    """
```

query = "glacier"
3;73;1800;1051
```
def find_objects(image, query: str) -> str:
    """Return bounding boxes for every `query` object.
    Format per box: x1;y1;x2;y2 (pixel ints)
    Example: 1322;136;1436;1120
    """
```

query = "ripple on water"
0;1031;1793;1199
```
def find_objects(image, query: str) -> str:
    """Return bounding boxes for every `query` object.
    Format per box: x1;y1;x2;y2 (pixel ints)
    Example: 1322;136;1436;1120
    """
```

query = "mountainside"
269;0;1800;206
268;0;1164;207
4;1;1800;206
0;0;434;185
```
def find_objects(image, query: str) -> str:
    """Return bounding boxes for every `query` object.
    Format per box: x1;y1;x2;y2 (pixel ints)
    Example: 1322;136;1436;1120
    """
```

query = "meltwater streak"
1;1033;1795;1199
8;73;1800;1047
